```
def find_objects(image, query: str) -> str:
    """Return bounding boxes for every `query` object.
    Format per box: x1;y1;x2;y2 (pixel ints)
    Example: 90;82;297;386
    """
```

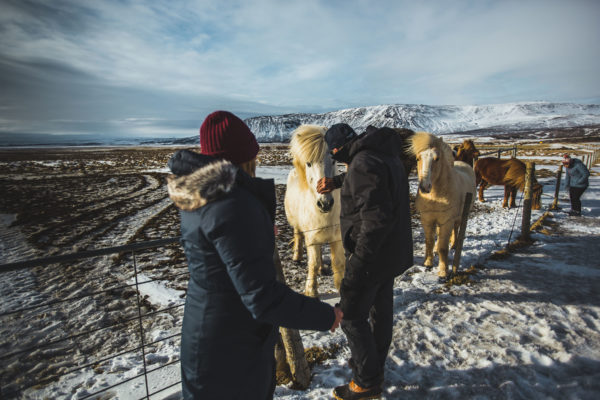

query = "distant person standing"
562;153;590;216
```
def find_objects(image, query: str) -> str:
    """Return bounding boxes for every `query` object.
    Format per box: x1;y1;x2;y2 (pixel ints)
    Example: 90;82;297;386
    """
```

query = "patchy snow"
143;165;292;185
1;164;599;399
256;165;293;185
129;273;185;308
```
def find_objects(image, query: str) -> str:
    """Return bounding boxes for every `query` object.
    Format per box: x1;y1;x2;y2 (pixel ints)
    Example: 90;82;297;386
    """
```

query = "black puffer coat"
167;149;335;400
333;128;413;313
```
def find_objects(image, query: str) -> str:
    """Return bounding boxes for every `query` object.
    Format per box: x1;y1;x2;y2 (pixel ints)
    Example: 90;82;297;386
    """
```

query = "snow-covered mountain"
244;102;600;142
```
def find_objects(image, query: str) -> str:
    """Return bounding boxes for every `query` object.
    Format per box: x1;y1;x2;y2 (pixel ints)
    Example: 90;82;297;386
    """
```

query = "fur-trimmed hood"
167;156;237;211
166;149;277;220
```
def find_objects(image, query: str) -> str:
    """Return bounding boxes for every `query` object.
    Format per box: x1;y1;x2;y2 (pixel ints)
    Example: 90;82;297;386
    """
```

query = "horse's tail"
505;159;526;190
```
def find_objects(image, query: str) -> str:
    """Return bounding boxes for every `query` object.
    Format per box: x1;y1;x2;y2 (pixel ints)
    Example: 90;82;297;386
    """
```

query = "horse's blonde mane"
289;125;328;191
290;125;328;164
410;131;453;164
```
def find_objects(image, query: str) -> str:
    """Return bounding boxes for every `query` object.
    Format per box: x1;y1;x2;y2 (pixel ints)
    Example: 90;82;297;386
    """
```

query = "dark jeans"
341;279;394;388
569;186;586;213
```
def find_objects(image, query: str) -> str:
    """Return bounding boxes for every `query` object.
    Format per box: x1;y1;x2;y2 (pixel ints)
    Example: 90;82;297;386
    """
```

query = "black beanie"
324;123;357;151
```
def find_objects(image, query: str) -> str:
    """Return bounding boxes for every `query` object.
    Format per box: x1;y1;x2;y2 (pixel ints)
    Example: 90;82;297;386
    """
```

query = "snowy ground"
1;147;599;399
274;166;600;400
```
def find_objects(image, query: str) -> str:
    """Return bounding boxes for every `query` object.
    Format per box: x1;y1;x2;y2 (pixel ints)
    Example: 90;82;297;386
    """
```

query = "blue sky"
1;0;599;138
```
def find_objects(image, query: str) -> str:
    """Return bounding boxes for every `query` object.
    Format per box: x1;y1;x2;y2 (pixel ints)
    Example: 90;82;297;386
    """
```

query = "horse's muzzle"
317;198;334;213
419;181;432;194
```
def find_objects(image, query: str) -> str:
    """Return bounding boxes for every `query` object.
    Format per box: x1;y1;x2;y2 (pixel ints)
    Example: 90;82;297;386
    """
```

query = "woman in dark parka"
167;111;342;399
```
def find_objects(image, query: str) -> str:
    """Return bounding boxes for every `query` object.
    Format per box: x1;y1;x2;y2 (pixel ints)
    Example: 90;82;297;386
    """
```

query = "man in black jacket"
323;123;414;400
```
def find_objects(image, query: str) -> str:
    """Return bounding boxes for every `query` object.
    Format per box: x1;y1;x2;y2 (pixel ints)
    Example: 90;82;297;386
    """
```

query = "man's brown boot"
332;380;382;400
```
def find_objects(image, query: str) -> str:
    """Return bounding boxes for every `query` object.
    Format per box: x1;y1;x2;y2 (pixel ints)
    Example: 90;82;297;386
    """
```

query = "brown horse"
474;157;543;209
454;139;480;167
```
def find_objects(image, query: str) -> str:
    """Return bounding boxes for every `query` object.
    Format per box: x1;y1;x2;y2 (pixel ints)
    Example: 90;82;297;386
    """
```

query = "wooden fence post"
273;249;311;389
550;165;563;210
512;146;517;158
452;192;473;275
497;149;502;158
520;162;534;239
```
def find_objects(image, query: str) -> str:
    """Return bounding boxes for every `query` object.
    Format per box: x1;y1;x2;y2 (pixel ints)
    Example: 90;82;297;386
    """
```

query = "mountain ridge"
243;102;600;142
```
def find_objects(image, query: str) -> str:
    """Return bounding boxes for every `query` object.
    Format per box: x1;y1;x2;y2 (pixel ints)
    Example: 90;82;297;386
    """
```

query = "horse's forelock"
290;125;328;164
410;131;435;155
411;131;451;158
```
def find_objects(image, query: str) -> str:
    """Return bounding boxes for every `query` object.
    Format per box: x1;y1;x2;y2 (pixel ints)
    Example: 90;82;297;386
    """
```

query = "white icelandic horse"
284;125;345;297
411;131;477;279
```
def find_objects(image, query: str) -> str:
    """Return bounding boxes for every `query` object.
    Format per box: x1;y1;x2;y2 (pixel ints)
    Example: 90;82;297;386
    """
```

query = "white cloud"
0;0;598;136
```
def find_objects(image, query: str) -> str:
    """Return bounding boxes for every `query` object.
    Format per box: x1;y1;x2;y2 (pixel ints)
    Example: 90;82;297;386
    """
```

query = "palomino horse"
474;158;543;210
411;132;477;279
454;139;480;167
284;125;345;297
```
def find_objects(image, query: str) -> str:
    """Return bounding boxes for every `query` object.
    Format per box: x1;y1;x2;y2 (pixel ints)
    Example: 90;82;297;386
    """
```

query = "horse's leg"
292;228;304;263
330;239;345;292
502;185;510;208
449;221;459;250
422;219;435;269
478;180;488;202
509;187;517;208
436;222;454;278
305;244;322;298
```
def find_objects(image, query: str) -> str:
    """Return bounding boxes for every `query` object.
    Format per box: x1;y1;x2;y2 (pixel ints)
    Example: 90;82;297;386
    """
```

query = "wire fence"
0;237;185;400
478;146;518;158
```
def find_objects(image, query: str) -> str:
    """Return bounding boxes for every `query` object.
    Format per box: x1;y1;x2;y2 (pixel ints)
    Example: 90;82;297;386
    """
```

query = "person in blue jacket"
562;153;590;216
167;110;343;400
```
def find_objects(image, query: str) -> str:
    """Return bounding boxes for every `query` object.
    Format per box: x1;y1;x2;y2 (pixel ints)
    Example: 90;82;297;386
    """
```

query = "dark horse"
454;139;480;167
474;157;543;209
364;125;417;177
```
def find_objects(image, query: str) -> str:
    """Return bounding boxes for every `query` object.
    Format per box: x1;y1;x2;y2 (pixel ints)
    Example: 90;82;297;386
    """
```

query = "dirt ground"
0;140;596;395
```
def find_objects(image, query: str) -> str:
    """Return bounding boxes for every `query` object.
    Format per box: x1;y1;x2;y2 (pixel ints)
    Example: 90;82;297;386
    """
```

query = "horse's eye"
306;162;312;167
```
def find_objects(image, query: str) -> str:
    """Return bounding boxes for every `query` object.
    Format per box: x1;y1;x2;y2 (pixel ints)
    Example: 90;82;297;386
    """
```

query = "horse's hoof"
437;272;453;283
320;266;333;276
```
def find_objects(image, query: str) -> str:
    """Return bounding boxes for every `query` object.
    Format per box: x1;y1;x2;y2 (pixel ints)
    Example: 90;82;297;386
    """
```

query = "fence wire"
0;237;185;399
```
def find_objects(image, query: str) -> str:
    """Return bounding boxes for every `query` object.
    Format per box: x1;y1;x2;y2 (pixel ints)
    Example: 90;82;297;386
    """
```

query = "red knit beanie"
200;111;259;165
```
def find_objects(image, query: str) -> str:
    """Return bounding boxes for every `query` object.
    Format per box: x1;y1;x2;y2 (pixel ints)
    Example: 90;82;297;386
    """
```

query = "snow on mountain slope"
243;102;600;142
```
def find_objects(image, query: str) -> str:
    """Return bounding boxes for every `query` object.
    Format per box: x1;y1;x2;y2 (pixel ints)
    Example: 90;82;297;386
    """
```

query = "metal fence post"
133;250;151;399
520;162;534;239
551;165;563;210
